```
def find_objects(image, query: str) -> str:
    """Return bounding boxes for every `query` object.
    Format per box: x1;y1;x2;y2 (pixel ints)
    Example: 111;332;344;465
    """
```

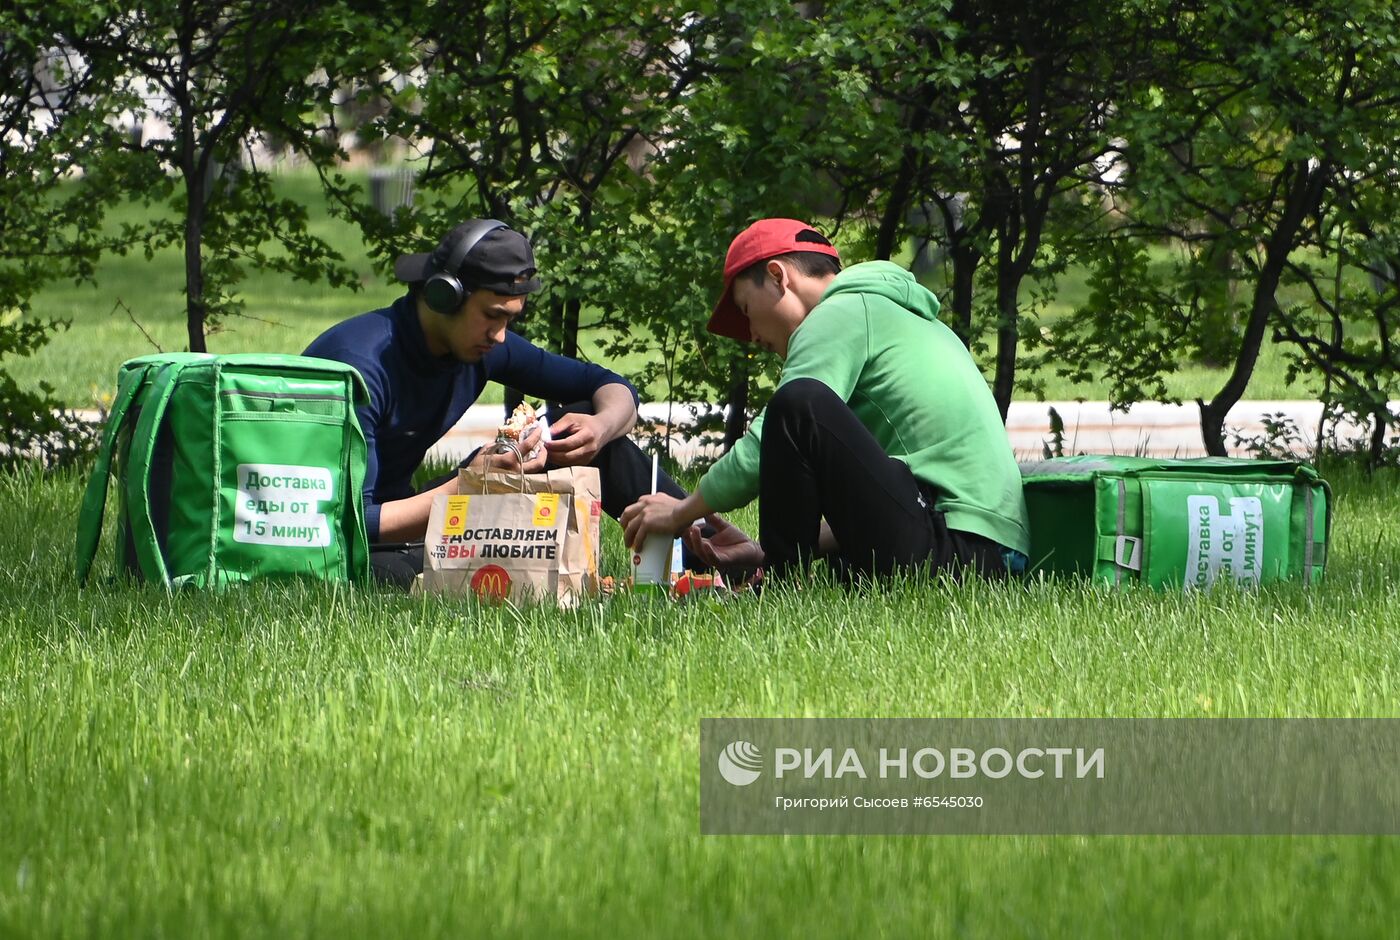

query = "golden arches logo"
470;564;511;602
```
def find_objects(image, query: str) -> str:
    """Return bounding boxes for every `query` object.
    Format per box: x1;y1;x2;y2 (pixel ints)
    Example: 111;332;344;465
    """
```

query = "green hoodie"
698;260;1030;554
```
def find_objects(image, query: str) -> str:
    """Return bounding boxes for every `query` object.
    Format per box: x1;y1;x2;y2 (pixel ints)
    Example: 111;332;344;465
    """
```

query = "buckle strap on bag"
343;369;371;582
1115;479;1129;585
126;360;197;588
74;365;154;584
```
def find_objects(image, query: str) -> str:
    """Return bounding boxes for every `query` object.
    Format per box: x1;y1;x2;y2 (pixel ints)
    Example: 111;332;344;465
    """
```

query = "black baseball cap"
393;222;542;295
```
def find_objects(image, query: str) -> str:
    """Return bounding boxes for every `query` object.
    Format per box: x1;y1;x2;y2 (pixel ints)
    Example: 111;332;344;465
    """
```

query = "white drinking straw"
650;453;658;495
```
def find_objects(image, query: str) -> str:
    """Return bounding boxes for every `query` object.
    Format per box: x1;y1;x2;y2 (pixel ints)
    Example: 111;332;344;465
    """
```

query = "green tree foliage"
1273;164;1400;468
322;1;741;357
60;1;364;352
322;0;819;449
587;0;871;450
721;0;1169;417
12;0;1400;469
604;0;1172;428
0;8;125;468
1042;0;1400;455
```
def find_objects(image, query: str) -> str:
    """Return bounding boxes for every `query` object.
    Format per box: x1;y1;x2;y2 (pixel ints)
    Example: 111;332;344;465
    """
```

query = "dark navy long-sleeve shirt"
304;294;638;540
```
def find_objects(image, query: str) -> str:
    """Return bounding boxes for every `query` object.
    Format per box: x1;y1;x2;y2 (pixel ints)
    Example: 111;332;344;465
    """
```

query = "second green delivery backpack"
1020;455;1331;589
76;353;372;588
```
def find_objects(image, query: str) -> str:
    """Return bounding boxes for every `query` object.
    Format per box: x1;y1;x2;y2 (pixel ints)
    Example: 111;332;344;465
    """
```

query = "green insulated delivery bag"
75;353;371;588
1019;455;1331;589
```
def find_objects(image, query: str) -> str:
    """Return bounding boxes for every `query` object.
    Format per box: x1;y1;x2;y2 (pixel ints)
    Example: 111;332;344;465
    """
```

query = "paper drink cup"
631;533;674;590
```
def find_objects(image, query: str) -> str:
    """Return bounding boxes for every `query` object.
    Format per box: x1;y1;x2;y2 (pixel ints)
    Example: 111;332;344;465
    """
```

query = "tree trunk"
184;168;207;353
561;297;581;360
560;202;590;357
1196;396;1228;456
1199;161;1327;456
876;151;920;261
1369;406;1387;473
992;264;1018;421
874;87;936;260
949;241;978;347
546;296;564;353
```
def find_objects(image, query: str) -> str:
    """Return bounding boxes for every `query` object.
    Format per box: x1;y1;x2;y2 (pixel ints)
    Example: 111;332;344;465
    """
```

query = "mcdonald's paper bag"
421;466;603;605
464;466;602;597
422;488;573;604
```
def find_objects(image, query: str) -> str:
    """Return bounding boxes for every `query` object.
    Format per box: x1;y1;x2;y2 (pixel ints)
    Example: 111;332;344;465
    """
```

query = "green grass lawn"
11;170;1337;409
1;462;1397;937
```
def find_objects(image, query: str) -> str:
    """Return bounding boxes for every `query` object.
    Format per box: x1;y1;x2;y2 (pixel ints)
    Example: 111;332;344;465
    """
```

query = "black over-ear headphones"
422;219;509;315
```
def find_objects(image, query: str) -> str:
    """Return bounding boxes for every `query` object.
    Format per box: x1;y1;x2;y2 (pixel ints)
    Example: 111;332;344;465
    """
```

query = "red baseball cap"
707;218;841;340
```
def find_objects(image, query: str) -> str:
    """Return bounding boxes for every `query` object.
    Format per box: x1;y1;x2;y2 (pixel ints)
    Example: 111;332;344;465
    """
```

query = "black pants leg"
758;378;1007;582
369;546;423;589
544;401;687;516
546;402;715;570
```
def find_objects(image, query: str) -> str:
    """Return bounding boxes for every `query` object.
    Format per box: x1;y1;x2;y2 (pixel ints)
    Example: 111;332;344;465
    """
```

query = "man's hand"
543;412;607;466
468;426;548;474
683;514;764;569
622;487;712;550
620;492;685;549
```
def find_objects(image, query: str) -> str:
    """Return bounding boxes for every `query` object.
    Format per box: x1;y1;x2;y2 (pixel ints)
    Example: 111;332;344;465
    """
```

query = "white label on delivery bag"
1184;495;1263;590
235;463;333;547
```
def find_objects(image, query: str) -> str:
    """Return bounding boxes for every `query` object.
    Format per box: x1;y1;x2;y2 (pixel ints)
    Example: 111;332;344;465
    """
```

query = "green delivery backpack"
1019;455;1331;589
76;353;372;588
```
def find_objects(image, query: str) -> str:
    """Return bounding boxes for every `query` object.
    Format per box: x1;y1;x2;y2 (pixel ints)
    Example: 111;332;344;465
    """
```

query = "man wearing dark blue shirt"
305;219;684;587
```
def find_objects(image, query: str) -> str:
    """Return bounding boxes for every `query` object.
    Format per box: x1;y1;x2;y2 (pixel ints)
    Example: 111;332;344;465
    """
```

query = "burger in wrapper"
496;401;549;462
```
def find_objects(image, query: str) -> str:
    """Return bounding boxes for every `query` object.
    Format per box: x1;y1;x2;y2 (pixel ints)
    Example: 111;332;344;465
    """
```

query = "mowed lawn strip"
0;464;1397;937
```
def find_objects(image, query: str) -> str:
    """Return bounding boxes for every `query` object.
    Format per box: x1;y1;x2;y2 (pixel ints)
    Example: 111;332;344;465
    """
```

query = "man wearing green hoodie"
620;218;1029;582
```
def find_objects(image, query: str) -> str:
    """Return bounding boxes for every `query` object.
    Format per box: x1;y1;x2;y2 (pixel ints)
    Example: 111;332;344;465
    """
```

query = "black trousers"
759;378;1009;582
369;401;689;589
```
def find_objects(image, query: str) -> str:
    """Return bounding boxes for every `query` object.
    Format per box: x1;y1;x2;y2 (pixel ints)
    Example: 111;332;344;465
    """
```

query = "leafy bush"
0;317;98;472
